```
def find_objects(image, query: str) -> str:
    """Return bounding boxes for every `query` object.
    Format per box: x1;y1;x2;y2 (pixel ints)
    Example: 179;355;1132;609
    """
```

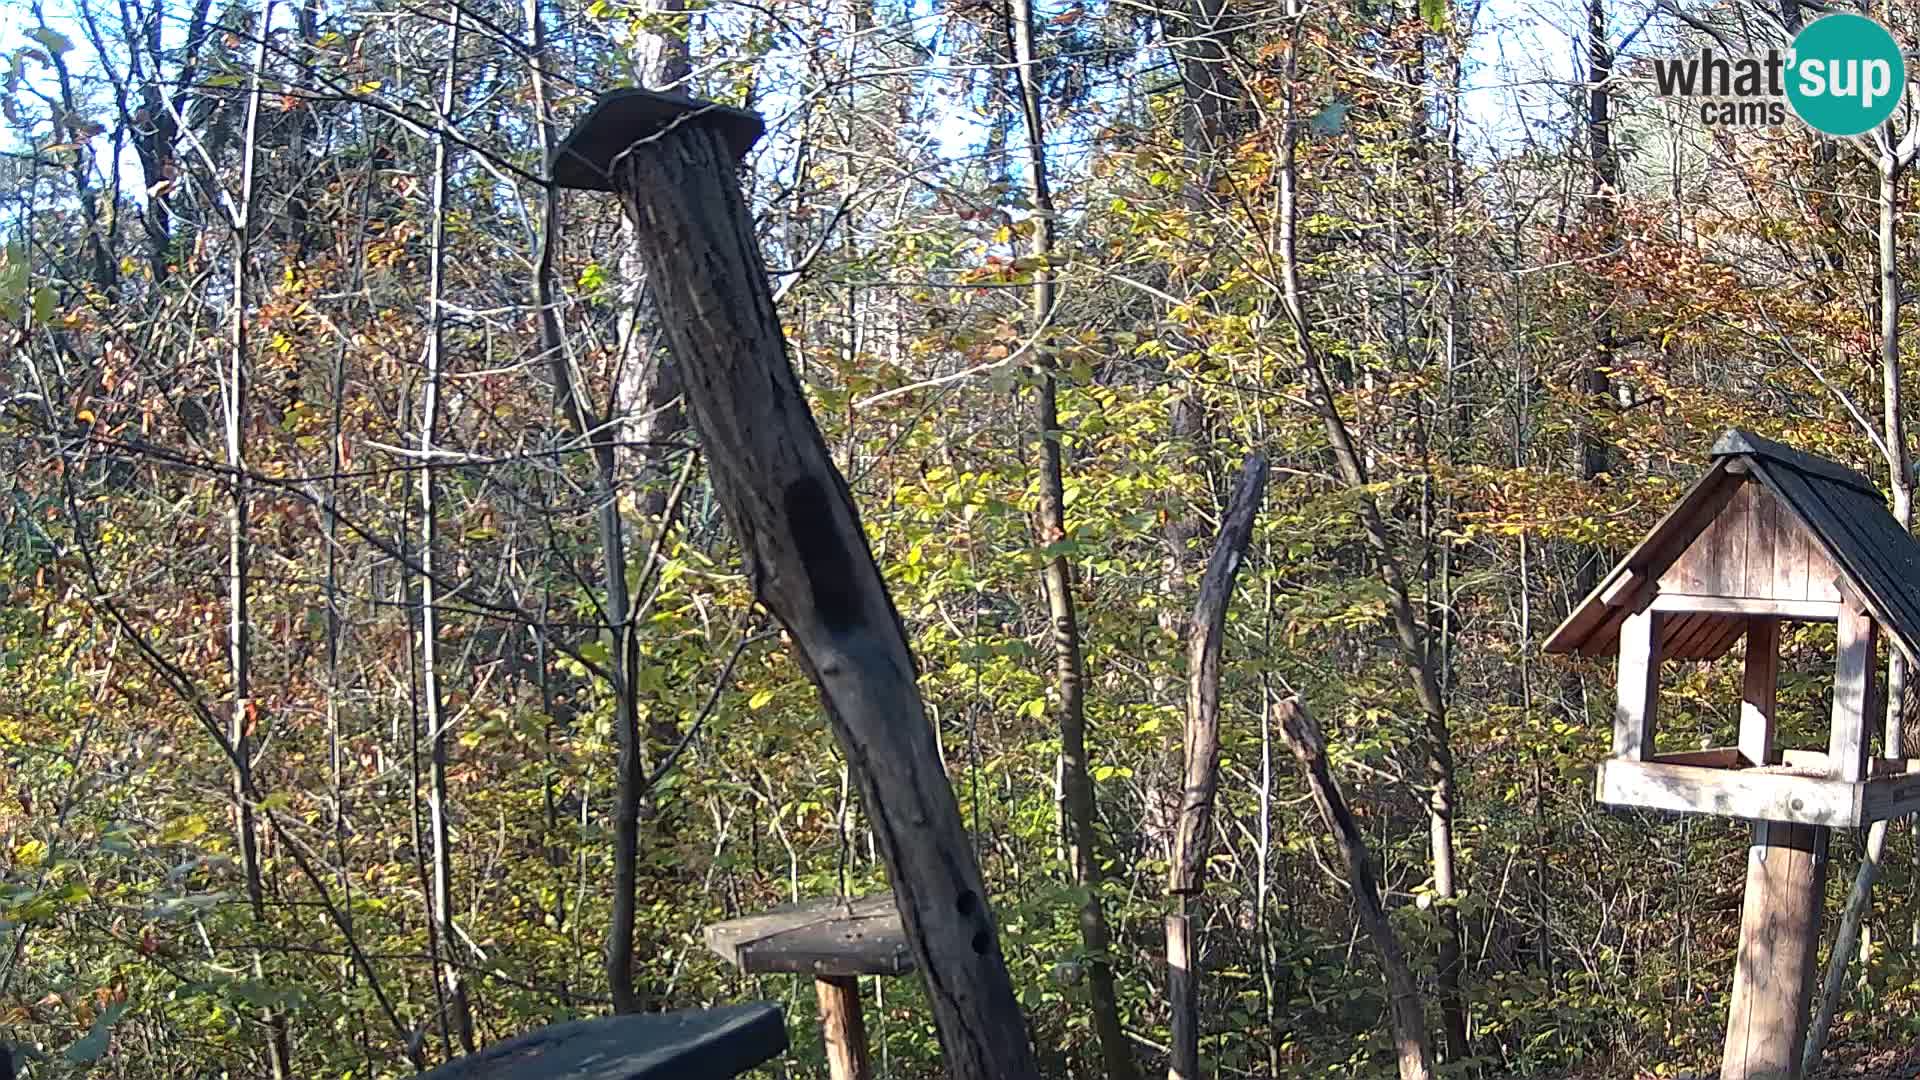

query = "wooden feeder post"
551;91;1038;1080
706;893;914;1080
1544;430;1920;1080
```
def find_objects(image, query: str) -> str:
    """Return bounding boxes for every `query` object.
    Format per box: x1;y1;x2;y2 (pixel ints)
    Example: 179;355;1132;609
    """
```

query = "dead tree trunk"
1167;453;1268;1080
1277;698;1434;1080
557;93;1039;1080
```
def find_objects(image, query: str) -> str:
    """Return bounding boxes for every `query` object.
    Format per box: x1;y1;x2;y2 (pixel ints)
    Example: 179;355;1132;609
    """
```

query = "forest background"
3;0;1919;1073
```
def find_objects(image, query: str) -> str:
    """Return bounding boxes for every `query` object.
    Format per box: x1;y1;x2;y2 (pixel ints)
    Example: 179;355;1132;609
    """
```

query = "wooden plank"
1861;768;1920;821
1747;484;1780;599
1649;594;1842;621
1696;617;1751;662
420;1004;789;1080
1596;760;1862;826
1830;601;1877;783
815;976;873;1080
1721;821;1827;1080
1601;569;1647;608
706;894;914;978
1672;612;1729;659
1656;612;1699;659
1741;618;1779;768
1653;747;1743;768
1614;609;1661;761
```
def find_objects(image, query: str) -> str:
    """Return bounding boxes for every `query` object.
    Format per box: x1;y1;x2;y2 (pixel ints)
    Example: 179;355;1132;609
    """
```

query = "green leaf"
1419;0;1446;30
27;28;73;56
747;689;773;711
30;285;54;324
65;1002;129;1064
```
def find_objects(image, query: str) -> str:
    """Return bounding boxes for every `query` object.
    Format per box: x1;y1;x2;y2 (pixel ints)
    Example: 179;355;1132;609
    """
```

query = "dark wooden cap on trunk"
706;893;915;978
551;89;765;191
417;1002;787;1079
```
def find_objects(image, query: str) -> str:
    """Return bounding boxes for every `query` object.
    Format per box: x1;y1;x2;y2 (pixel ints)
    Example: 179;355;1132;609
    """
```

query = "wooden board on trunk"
706;893;914;978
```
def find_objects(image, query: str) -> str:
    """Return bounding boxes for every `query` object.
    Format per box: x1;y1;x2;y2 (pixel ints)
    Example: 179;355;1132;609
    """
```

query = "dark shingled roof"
1544;429;1920;666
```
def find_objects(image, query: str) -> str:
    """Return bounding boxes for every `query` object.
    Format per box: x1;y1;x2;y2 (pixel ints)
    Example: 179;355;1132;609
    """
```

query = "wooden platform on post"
1722;821;1827;1080
705;893;913;1080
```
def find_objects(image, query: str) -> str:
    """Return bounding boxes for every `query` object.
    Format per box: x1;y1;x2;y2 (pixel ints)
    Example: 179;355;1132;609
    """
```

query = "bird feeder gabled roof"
1543;429;1920;667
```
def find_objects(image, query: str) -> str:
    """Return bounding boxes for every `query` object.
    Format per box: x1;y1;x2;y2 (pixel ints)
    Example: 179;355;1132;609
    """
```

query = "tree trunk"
1805;147;1913;1073
419;5;475;1053
1274;3;1467;1057
604;112;1040;1080
226;7;291;1074
523;0;654;1013
1005;4;1140;1078
1277;698;1434;1080
1167;453;1268;1080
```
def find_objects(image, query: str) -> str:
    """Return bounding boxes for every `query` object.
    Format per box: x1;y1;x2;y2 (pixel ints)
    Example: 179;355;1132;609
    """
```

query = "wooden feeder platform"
418;1002;786;1079
1599;747;1920;827
706;893;913;1080
705;891;913;978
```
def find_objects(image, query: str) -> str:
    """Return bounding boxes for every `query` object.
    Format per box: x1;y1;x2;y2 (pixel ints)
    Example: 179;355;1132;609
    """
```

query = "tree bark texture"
1274;6;1467;1056
1007;0;1139;1074
1167;452;1268;1080
1277;698;1434;1080
609;123;1039;1080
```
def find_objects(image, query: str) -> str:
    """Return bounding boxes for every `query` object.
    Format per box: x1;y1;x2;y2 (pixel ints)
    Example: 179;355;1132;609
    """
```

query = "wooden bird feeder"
1545;428;1920;1080
706;893;913;1080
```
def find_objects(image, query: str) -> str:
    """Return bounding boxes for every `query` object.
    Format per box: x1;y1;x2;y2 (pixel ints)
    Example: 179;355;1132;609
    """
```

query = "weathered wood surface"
1277;698;1433;1080
1544;457;1741;657
1614;608;1660;761
1166;914;1198;1080
1740;618;1779;768
1722;822;1826;1080
1659;481;1843;605
1548;430;1920;666
560;94;1038;1080
1830;601;1879;783
815;976;874;1080
705;893;912;977
1598;754;1920;826
418;1004;787;1080
1169;452;1269;894
1597;759;1860;826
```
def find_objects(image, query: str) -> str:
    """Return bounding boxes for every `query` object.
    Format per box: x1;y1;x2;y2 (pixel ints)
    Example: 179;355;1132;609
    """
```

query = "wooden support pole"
1721;821;1827;1080
1167;913;1197;1080
1830;601;1879;782
1740;617;1779;768
1615;608;1661;761
815;976;873;1080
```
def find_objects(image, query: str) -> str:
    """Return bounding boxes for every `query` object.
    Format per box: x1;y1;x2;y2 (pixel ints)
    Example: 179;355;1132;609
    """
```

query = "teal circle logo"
1786;14;1905;136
